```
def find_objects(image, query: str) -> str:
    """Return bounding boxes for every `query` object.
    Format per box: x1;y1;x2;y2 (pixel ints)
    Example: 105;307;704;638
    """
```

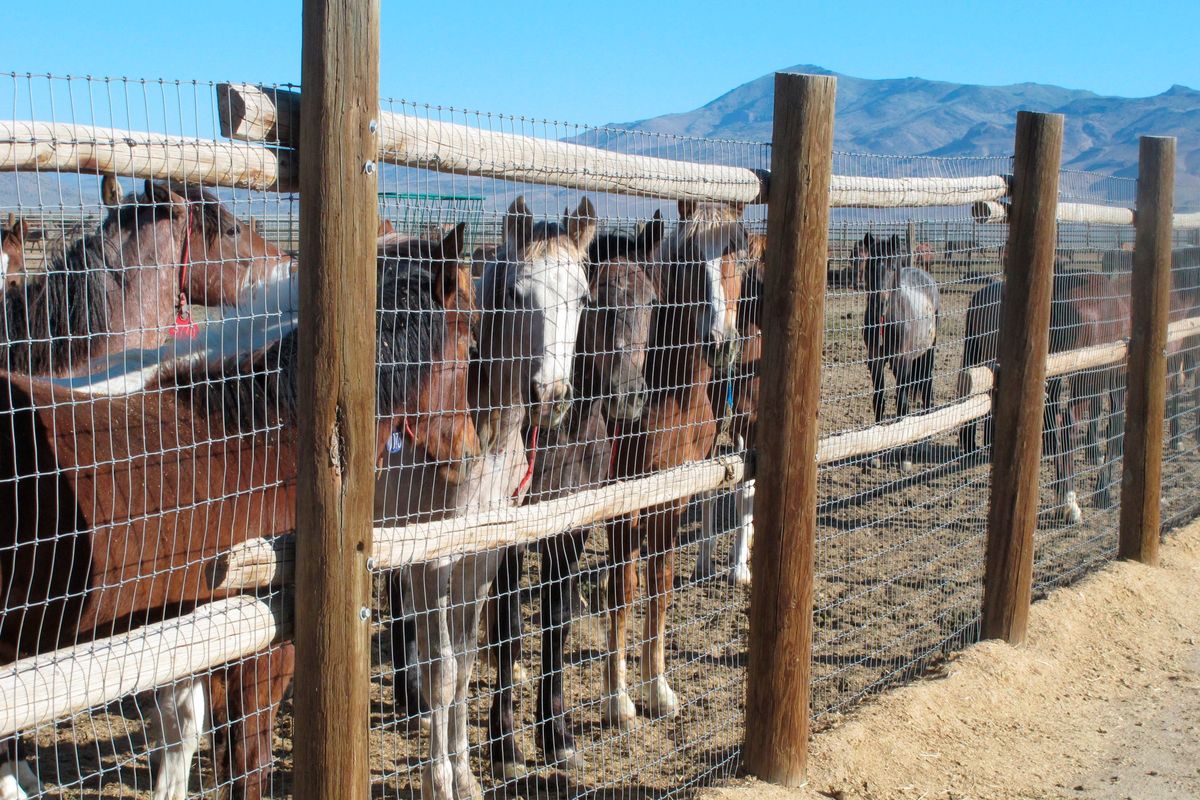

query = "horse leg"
448;551;501;800
413;561;456;800
727;476;754;587
689;491;719;582
1047;378;1082;524
148;678;207;800
866;356;888;469
0;739;40;800
536;529;588;767
210;644;295;800
602;513;639;730
388;571;430;725
1095;379;1126;509
640;506;679;719
893;360;915;473
486;546;526;778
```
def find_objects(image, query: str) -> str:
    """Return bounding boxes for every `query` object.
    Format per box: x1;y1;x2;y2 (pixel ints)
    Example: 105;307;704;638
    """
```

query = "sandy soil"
702;519;1200;800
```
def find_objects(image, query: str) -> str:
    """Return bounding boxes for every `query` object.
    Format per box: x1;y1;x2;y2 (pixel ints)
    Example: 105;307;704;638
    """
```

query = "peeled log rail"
217;83;1010;208
975;200;1200;229
0;596;286;738
212;453;746;592
957;314;1200;397
815;393;992;465
0;121;298;192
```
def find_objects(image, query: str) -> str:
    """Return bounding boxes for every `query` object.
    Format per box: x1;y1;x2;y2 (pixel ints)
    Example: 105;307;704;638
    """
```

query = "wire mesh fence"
1;68;1199;800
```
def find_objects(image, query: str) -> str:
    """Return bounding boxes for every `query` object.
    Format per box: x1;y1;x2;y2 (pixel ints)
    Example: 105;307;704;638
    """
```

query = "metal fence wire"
1;70;1199;800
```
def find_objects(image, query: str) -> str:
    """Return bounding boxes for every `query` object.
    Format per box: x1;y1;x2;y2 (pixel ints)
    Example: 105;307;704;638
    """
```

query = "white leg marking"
150;679;206;800
691;492;719;581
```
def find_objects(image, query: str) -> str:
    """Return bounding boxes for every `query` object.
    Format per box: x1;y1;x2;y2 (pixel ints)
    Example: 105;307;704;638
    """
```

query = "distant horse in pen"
1;215;28;291
858;232;941;472
0;229;470;800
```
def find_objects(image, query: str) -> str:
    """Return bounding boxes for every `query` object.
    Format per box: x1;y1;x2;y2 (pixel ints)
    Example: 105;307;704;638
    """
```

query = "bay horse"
603;199;748;729
858;232;940;473
381;196;596;800
1;215;28;291
485;255;657;777
0;228;469;800
0;180;292;380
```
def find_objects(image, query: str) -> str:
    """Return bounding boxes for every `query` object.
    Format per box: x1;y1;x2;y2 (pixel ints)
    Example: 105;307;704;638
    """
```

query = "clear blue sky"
4;0;1197;128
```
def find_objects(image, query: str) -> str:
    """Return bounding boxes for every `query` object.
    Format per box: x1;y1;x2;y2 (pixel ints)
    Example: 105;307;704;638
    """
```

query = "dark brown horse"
486;256;658;777
603;200;747;728
0;228;470;800
0;181;292;380
858;233;940;472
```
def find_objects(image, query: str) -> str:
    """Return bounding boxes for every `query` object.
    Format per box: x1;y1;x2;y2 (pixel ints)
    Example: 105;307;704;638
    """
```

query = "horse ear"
101;174;123;207
729;200;746;217
14;217;28;243
378;218;395;236
639;211;665;253
504;196;533;250
440;222;468;260
566;196;596;250
678;199;697;220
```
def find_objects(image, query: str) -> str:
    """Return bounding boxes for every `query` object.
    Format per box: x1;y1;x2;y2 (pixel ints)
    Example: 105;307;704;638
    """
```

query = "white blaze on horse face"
520;251;588;403
1;251;9;276
692;219;742;345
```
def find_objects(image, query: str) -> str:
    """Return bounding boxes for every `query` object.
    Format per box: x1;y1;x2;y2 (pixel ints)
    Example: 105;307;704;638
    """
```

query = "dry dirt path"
703;520;1200;800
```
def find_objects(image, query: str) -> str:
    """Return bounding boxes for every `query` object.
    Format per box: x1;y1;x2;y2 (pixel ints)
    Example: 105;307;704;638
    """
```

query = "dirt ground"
702;518;1200;800
25;251;1200;798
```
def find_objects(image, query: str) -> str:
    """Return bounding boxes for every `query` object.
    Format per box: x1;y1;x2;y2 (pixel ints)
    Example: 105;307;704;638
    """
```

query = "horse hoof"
641;677;679;719
455;770;485;800
421;764;455;800
728;563;751;587
899;459;915;474
547;746;586;771
489;759;527;782
511;660;528;684
0;761;39;800
602;692;637;730
690;561;718;583
1058;492;1083;525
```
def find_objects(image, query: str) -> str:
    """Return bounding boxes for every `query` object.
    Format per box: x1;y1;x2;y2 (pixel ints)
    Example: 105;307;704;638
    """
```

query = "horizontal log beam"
217;84;1009;208
211;452;746;591
958;315;1200;396
0;596;286;738
0;121;298;192
815;393;992;465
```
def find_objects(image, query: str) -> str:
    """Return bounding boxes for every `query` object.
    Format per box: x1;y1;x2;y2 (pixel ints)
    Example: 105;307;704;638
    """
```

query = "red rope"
513;426;539;499
170;206;199;339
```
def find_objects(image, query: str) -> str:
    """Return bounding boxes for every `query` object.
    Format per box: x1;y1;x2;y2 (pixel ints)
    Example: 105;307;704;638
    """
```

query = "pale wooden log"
0;596;285;738
1057;202;1134;226
0;121;297;191
1174;211;1200;229
217;83;1012;208
816;394;992;464
212;453;745;592
972;200;1008;224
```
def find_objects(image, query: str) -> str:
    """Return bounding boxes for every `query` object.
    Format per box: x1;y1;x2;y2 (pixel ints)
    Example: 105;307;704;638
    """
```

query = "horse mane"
154;250;446;435
0;230;118;375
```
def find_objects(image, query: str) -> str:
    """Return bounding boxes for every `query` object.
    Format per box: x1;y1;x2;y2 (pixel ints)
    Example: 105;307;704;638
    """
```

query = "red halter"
169;205;199;339
512;425;540;499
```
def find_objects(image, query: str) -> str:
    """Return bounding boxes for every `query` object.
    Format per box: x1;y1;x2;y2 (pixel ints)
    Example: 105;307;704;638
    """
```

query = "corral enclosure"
0;57;1199;800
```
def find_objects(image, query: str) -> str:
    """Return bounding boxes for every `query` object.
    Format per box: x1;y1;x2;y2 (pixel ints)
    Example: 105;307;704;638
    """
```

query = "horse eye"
226;224;240;237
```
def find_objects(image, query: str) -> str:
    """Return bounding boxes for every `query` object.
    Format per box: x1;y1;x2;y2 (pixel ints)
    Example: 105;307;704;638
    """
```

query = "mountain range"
590;64;1200;201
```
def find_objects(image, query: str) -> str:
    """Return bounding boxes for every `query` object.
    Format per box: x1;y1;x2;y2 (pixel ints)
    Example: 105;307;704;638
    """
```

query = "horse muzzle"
605;378;648;422
531;380;573;430
704;336;741;374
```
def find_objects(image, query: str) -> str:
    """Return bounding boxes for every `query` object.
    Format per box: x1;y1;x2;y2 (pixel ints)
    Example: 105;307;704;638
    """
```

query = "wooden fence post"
981;111;1064;644
293;1;380;799
1119;136;1176;565
745;71;836;786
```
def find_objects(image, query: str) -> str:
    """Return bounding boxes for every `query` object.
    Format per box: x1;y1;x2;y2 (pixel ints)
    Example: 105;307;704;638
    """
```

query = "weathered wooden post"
981;111;1063;644
293;1;380;798
745;71;835;786
1119;136;1176;566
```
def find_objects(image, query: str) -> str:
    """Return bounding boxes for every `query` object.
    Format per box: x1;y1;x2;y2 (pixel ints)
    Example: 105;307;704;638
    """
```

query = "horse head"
580;258;657;422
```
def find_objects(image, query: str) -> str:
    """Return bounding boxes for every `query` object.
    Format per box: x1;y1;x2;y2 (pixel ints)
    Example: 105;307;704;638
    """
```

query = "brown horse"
0;228;470;800
486;256;658;777
603;199;748;728
0;181;292;380
1;215;28;291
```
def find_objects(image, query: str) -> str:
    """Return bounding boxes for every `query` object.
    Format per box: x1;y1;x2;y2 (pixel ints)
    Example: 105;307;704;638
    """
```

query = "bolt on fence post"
294;1;380;798
981;111;1064;645
744;71;835;787
1119;136;1176;566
